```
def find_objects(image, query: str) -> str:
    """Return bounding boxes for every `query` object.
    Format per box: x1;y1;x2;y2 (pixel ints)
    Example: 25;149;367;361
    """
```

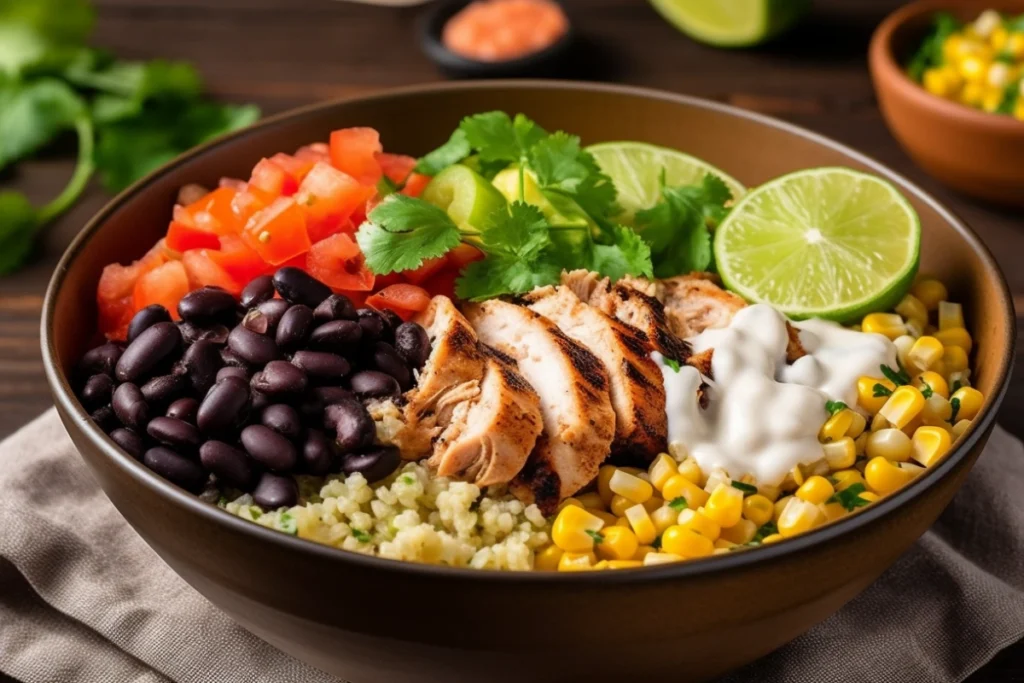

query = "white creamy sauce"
658;304;897;486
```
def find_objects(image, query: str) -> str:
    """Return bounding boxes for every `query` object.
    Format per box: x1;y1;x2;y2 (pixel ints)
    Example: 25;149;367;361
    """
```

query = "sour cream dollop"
658;304;897;486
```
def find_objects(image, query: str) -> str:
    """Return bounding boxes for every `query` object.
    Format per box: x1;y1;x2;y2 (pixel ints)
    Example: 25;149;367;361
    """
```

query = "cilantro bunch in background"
0;0;260;274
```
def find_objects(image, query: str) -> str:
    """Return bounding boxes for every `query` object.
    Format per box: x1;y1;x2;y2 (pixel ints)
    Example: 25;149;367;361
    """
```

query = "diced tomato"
402;172;431;198
424;268;459;300
219;177;247;191
329;127;383;186
295;162;374;242
402;255;448;285
295;142;331;164
377;153;416;185
211;236;270;284
98;295;134;340
373;271;405;289
447;243;485;270
182;249;243;295
271;153;315;185
133;260;190;319
250;157;299;197
140;240;170;270
231;186;274;227
241;197;312;266
185;186;242;235
306;233;375;292
167;219;221;252
365;284;432;321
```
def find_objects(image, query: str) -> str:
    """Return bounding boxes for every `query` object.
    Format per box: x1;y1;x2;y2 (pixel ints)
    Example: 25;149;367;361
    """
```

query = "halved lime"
586;141;745;223
421;164;507;232
649;0;810;48
714;168;921;322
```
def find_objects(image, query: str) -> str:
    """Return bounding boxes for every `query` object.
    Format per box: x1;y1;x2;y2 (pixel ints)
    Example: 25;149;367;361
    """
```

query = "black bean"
297;393;324;424
342;446;400;483
291;351;350;382
251;360;308;396
314;386;355;406
252;473;298;510
250;389;271;411
356;308;387;342
127;304;172;344
240;275;275;308
216;366;249;383
147;416;203;453
240;424;298;472
112;382;149;430
78;342;123;378
324;399;375;453
110;428;144;459
180;339;223;395
199;441;255;490
81;373;115;410
273;267;331;308
275;304;314;350
302;429;336;476
242;309;270;335
349;370;400;399
394;321;430;370
178;287;238;324
197;376;250;435
115;322;182;383
313;294;357;323
144;446;207;494
166;397;199;423
179;321;230;346
261;404;303;441
227;325;279;365
372;342;412;390
140;374;190;408
379;309;402;340
256;298;290;333
90;405;119;433
309;320;362;351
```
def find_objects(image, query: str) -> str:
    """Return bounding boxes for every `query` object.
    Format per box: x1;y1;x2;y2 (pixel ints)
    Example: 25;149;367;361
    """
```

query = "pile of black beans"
75;266;432;511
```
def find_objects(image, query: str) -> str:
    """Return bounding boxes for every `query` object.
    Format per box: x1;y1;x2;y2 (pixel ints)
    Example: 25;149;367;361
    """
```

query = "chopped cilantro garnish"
278;512;297;536
731;481;758;495
651;535;662;550
920;381;933;399
216;495;227;506
873;383;894;398
352;529;372;543
400;474;415;485
751;521;778;544
951;379;964;394
949;396;961;423
664;358;682;373
668;496;688;510
376;174;402;198
825;400;848;416
881;363;910;386
585;529;605;544
826;483;871;512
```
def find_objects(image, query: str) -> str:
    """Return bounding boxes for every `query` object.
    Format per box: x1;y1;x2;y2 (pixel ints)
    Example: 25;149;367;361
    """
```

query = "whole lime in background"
649;0;812;48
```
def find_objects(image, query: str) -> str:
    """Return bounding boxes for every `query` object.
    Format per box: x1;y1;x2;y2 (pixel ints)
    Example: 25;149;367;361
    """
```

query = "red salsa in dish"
442;0;569;62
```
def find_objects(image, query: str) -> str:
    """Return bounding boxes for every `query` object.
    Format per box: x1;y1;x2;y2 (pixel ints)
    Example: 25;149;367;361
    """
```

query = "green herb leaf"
825;400;848;416
906;12;962;82
668;496;688;510
949;396;961;423
731;481;758;495
459;111;547;164
415;128;471;175
880;364;910;386
664;358;682;373
0;0;94;75
376;174;401;198
751;521;778;544
0;77;86;170
585;529;605;544
358;195;463;275
0;191;39;275
826;483;871;512
352;529;371;543
278;512;298;535
587;223;654;281
920;381;934;399
951;379;964;394
873;383;894;398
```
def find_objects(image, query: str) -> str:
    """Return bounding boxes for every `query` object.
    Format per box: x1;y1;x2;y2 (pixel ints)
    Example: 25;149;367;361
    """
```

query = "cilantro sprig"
585;529;605;545
825;400;848;416
826;483;871;512
949;396;961;423
880;363;911;387
731;481;758;496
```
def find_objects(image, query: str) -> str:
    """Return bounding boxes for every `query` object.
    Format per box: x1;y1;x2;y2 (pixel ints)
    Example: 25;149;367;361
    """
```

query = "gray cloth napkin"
1;410;1023;683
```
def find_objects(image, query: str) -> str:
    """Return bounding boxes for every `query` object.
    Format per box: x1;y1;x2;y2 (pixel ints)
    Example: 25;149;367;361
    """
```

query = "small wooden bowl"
869;0;1024;207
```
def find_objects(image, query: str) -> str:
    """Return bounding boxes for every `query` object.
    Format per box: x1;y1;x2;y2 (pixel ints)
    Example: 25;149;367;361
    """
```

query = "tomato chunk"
295;142;330;164
447;243;485;270
270;153;315;185
329;127;383;186
185;186;242;235
167;219;221;252
182;249;243;295
133;260;190;318
250;157;299;197
306;233;375;292
424;268;459;300
377;153;416;185
402;172;431;198
366;284;431;320
231;186;274;227
402;255;448;285
295;162;374;243
211;236;270;284
242;197;312;265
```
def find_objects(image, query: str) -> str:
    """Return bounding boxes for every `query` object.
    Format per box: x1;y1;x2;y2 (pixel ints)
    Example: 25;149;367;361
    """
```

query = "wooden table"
1;0;1021;679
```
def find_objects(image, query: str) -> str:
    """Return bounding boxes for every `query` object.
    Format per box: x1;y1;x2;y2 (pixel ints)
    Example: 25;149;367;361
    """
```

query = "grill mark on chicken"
512;454;561;514
687;348;714;379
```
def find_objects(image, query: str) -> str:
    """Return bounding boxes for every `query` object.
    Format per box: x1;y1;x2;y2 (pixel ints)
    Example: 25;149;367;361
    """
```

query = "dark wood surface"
1;0;1021;680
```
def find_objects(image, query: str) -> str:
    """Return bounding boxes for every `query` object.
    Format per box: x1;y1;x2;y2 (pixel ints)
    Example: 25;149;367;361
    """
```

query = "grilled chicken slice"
561;269;691;362
524;285;667;464
428;346;543;486
463;300;615;512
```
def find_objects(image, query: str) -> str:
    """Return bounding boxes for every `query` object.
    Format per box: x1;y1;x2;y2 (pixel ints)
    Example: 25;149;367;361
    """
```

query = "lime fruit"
714;167;921;322
421;164;508;232
586;141;745;223
649;0;811;48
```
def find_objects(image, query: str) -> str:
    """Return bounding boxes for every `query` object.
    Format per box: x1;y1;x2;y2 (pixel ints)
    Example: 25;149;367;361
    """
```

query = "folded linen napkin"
1;410;1023;683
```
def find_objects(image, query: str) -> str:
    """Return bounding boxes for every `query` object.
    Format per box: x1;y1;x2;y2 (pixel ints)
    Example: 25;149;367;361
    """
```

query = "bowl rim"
869;0;1024;133
41;79;1016;585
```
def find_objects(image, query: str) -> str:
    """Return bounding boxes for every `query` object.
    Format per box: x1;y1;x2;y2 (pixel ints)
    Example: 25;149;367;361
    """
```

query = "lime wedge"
649;0;810;48
714;168;921;322
421;164;508;232
586;141;745;223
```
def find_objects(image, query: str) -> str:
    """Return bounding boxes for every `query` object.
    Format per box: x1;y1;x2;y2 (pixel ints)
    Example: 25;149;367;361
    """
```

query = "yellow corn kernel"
720;518;757;545
819;409;854;443
661;474;709;509
1017;96;1024;121
859;491;881;503
603;560;641;570
878;385;926;429
643;496;663;514
648;453;678;492
676;457;704;485
609;494;634;518
912;278;948;311
557;497;584;511
661;526;715;558
912;426;953;468
991;25;1009;51
951;386;984;421
534;544;564;571
1009;32;1024;59
597;465;617;506
866;428;913;462
651;504;680;534
907;335;943;371
703;483;744;528
777;497;821;538
714;539;738;551
819;500;848;522
870;413;890;433
591;560;609;571
943;34;965;61
595;525;639;561
558;551;597;571
981;86;1005;112
961;81;986;106
789;465;806;488
862;312;907;340
832;469;865;491
846;411;867;439
948;371;971;392
642;552;684;566
864;457;916;495
773;495;793;522
757;483;781;502
806;459;830;478
762;533;784;545
857;376;896;414
988;62;1014;90
551;505;605;552
624;504;657;545
894;335;917;373
854;432;869;456
974;9;1001;38
942;345;969;373
703;469;730;494
676;507;722;540
614;516;630;527
923;68;955;97
796;475;835;505
632;545;657;562
905;318;925;340
608;469;653;504
959;54;989;82
586;508;619;527
574;492;604;511
920;394;953;427
895;294;929;326
951;419;972;439
914;370;949;399
901;414;924;438
742;494;774;526
935;327;972;354
822;437;857;470
938;301;964;330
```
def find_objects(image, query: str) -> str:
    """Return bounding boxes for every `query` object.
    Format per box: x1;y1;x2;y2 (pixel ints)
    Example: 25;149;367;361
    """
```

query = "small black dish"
419;0;576;78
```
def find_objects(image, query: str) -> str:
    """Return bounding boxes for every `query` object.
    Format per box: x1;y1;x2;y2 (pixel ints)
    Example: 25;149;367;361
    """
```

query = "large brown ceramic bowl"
869;0;1024;206
42;81;1015;683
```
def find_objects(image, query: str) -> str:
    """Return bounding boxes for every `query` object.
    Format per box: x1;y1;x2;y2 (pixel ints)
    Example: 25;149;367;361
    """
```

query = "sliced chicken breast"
525;285;667;464
463;300;615;511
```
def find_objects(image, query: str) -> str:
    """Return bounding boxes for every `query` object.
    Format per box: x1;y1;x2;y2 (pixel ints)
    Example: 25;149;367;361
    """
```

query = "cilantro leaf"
358;195;462;275
751;521;778;544
69;59;203;123
351;529;371;543
585;529;605;544
664;358;682;373
873;383;894;398
529;131;592;193
376;175;401;198
825;400;848;416
827;483;871;512
920;381;934;399
415;127;471;176
881;364;910;386
668;496;688;510
906;12;961;82
588;223;654;281
480;201;550;259
0;0;94;75
0;78;86;170
459;111;547;164
731;481;758;495
949;396;961;423
0;191;39;274
456;254;562;301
